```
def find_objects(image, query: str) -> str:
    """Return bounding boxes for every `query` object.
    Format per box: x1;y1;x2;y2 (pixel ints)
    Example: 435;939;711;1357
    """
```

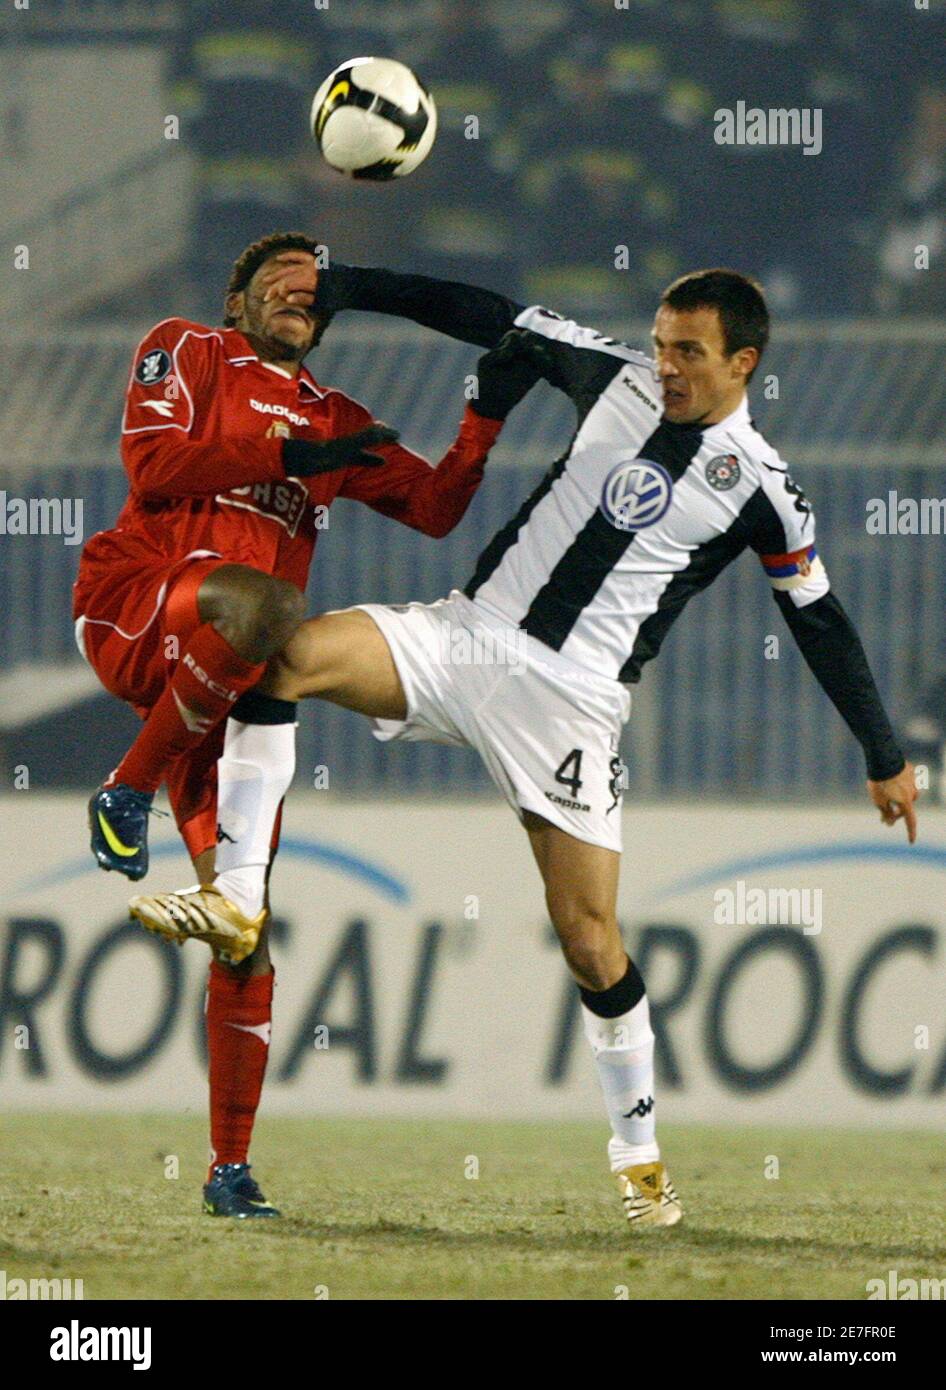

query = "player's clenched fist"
260;250;319;308
471;329;546;420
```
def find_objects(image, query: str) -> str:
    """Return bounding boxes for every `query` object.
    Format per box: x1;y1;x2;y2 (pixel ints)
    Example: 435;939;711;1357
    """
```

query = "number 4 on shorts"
554;748;584;799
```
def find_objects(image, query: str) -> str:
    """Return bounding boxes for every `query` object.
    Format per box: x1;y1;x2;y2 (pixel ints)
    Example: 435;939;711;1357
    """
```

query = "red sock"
111;624;264;793
206;962;274;1175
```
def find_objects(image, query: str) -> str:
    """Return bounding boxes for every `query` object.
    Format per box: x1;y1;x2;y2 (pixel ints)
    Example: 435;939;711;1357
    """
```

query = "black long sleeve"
314;266;630;412
776;590;905;780
314;264;523;350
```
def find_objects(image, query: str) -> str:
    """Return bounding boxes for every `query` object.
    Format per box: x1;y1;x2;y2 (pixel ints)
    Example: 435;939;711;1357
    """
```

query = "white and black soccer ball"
310;57;437;180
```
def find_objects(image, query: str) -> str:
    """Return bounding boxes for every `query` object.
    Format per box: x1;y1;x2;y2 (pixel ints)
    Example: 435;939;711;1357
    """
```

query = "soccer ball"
310;57;437;180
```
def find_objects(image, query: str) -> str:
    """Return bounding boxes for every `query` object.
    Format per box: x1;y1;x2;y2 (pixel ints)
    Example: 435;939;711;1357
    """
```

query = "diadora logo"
600;458;673;532
249;399;311;428
171;688;213;734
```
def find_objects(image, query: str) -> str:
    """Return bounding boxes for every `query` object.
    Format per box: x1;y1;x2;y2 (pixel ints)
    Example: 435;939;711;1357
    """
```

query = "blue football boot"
203;1163;281;1219
88;783;154;881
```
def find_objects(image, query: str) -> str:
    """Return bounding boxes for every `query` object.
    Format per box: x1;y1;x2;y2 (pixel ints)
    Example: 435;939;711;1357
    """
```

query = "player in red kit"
74;232;536;1217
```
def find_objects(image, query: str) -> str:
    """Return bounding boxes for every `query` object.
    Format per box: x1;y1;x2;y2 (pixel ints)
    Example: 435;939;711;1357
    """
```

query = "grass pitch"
1;1114;944;1301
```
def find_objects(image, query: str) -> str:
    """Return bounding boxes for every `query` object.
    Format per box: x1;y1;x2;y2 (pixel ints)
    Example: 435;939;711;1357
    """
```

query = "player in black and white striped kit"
134;254;918;1229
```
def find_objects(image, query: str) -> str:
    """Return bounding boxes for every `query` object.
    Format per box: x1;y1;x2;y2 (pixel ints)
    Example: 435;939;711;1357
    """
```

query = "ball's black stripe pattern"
316;65;431;176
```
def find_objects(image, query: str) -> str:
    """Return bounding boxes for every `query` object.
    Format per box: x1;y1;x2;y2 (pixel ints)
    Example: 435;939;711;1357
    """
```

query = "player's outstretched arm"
262;251;633;411
776;589;918;842
260;249;523;350
750;465;917;841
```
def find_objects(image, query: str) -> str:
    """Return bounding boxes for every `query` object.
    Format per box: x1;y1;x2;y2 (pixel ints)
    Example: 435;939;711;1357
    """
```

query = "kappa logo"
135;349;171;386
544;790;591;813
622;1095;655;1120
600;458;673;532
761;462;813;518
783;472;812;518
225;1020;272;1046
606;755;628;815
621;375;659;413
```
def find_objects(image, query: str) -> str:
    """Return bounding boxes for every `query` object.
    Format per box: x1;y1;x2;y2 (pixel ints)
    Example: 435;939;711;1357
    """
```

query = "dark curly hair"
223;231;321;327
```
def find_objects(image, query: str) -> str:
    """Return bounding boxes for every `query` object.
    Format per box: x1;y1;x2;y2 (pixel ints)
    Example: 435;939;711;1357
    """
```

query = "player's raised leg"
199;611;401;932
129;685;298;962
90;563;304;881
260;606;409;717
523;812;682;1231
129;608;405;949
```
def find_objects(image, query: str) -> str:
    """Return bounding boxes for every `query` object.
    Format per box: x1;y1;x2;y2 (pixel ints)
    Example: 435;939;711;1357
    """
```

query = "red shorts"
76;547;233;862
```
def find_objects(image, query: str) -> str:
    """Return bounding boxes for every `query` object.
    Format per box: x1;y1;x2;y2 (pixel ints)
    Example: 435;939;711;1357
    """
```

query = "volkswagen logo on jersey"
705;453;741;491
600;458;673;532
135;349;172;386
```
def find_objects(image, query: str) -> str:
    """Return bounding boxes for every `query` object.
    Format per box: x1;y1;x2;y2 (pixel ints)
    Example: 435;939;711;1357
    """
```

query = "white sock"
581;993;660;1173
213;718;296;917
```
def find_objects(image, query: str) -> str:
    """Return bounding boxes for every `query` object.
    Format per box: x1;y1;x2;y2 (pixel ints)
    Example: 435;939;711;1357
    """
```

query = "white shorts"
357;590;632;852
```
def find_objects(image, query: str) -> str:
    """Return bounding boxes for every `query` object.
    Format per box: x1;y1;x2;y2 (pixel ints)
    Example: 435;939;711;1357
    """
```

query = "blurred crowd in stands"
164;0;946;320
14;0;942;321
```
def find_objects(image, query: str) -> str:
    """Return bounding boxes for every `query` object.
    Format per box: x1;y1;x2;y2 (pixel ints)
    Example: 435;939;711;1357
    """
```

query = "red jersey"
73;316;501;617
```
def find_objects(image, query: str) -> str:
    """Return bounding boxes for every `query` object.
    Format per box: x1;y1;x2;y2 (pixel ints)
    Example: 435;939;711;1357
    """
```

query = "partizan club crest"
705;454;741;491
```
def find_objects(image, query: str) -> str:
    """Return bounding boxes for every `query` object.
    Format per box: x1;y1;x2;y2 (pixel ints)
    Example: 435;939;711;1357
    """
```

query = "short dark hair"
660;268;769;381
223;231;320;326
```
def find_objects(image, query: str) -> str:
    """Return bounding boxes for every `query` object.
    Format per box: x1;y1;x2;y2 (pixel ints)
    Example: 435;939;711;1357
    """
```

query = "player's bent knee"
205;570;305;664
201;565;303;624
254;577;305;646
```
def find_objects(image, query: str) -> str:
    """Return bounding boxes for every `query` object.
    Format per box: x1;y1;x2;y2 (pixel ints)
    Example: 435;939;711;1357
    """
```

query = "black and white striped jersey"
463;305;828;685
315;265;904;779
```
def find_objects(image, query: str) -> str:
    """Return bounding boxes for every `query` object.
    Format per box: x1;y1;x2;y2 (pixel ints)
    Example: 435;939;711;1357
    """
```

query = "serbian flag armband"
758;544;826;592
